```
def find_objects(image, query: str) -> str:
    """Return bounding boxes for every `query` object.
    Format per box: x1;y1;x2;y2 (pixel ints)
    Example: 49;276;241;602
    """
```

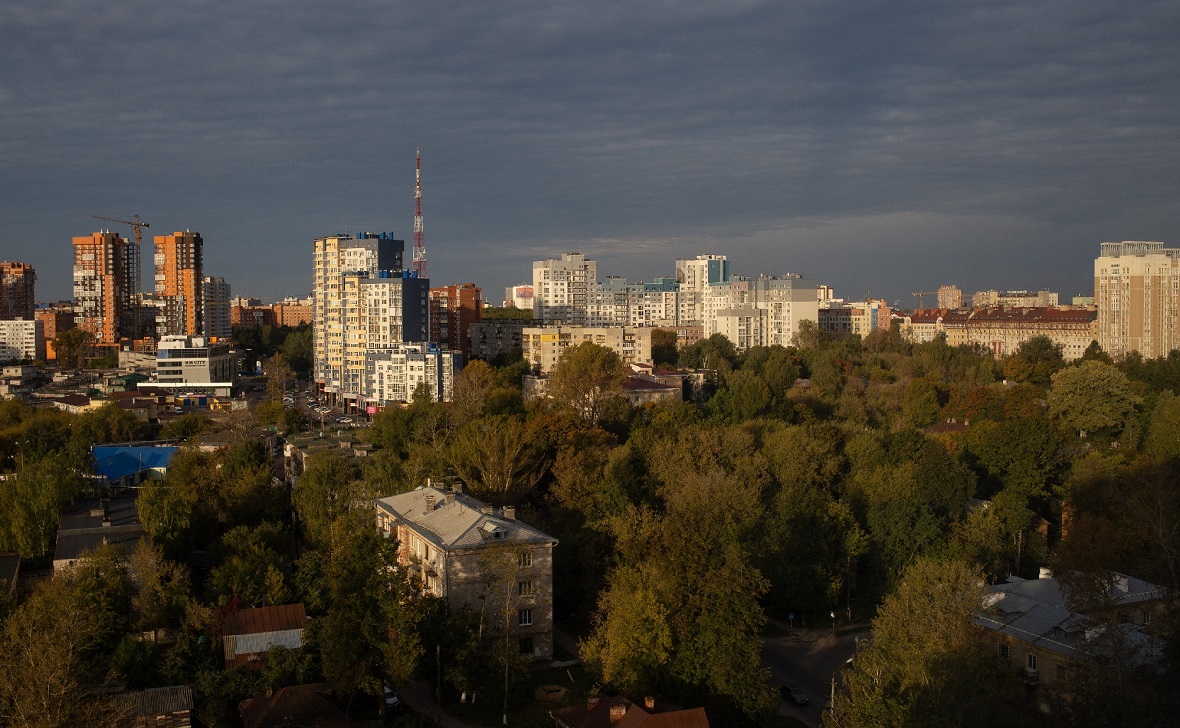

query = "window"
998;644;1009;659
1027;654;1038;671
1056;664;1068;681
519;550;532;568
518;581;534;597
518;609;532;627
1143;610;1152;625
518;637;534;655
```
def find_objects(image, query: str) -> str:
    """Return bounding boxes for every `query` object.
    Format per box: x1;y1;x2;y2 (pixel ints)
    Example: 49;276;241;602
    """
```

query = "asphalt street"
760;627;869;728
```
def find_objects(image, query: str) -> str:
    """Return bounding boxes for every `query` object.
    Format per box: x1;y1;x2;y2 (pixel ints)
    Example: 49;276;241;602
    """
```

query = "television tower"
412;148;427;278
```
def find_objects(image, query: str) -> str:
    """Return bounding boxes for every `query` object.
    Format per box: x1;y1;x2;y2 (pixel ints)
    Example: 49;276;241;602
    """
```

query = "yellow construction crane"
90;214;150;338
912;289;935;311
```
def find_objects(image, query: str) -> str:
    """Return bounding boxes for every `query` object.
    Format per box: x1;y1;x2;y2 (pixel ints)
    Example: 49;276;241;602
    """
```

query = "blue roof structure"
92;446;179;483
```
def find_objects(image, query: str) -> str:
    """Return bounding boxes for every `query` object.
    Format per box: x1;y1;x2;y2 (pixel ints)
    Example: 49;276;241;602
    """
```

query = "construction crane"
91;214;150;337
912;289;935;311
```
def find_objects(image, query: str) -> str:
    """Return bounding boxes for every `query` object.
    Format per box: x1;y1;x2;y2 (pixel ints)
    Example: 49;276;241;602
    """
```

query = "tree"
0;453;83;559
651;328;679;367
0;576;123;727
54;328;95;369
450;360;497;424
129;541;192;632
262;352;293;400
317;514;426;712
584;469;775;716
207;522;291;607
546;342;627;424
1145;389;1180;460
449;415;548;506
293;450;367;548
829;557;1004;728
1048;360;1141;436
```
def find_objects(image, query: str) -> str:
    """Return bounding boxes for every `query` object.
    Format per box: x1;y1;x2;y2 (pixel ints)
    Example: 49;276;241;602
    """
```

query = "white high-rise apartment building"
313;232;431;409
1095;241;1180;359
532;253;596;325
675;254;730;324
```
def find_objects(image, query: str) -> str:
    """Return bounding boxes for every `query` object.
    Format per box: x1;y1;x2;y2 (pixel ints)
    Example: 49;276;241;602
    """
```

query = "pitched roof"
116;685;194;717
376;486;557;551
92;445;178;482
221;604;308;636
239;683;354;728
555;696;710;728
977;572;1165;661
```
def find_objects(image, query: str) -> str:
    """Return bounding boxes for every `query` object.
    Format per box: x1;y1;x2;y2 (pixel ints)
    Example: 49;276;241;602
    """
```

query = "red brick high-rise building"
0;262;36;320
154;231;204;336
73;232;135;345
430;283;481;357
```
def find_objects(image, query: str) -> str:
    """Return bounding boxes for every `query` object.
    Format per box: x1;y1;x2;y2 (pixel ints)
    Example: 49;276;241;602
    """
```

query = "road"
760;627;868;728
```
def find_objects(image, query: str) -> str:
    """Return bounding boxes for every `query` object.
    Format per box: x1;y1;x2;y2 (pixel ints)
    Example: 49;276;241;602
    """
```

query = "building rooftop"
116;685;194;718
977;571;1165;663
376;485;557;551
92;445;178;483
555;696;711;728
221;603;308;636
54;496;145;564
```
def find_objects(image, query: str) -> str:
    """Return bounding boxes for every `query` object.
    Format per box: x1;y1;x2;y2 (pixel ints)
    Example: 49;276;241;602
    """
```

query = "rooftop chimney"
587;696;600;711
481;504;494;515
503;506;516;521
445;491;456;505
609;704;627;723
424;494;436;513
644;696;655;711
1039;567;1053;580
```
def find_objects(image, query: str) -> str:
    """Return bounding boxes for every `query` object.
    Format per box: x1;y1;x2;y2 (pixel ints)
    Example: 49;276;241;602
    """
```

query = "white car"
339;417;353;424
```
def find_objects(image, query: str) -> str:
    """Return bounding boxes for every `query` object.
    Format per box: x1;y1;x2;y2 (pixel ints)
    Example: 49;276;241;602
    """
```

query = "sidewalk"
397;679;483;728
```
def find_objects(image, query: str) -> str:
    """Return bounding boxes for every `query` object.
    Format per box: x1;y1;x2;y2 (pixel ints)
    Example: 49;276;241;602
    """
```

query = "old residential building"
977;569;1165;711
898;308;1098;361
375;484;558;659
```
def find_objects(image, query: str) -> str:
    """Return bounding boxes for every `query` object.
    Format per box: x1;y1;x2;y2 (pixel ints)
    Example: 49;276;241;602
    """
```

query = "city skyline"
3;2;1178;304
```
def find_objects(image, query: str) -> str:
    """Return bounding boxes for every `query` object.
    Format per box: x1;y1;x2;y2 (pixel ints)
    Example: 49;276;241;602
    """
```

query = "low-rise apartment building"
375;484;558;659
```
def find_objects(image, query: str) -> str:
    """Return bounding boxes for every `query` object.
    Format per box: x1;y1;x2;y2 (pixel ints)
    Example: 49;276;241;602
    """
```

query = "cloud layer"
2;0;1178;303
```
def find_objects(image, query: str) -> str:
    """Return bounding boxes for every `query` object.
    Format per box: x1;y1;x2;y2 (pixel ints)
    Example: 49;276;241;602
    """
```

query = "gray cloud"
1;0;1177;305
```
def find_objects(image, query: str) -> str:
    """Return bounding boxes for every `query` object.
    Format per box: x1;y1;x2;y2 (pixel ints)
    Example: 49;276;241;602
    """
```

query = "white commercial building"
142;335;236;396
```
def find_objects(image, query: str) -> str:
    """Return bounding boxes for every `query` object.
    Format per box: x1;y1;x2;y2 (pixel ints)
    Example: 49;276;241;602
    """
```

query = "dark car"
781;684;809;706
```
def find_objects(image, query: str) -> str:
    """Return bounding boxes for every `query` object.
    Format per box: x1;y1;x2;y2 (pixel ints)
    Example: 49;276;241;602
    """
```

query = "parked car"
781;684;809;706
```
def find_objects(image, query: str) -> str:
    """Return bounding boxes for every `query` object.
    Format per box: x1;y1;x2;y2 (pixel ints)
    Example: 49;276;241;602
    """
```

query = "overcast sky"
3;0;1178;307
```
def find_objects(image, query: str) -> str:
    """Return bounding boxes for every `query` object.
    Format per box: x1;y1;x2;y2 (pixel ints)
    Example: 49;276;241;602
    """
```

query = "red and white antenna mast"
412;148;427;278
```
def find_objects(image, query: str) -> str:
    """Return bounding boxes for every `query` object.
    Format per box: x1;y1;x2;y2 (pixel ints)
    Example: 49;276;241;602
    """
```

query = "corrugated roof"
117;685;194;717
92;446;178;482
221;603;308;636
376;487;557;551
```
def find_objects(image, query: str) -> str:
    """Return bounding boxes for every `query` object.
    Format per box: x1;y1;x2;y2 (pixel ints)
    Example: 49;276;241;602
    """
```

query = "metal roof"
376;486;557;551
